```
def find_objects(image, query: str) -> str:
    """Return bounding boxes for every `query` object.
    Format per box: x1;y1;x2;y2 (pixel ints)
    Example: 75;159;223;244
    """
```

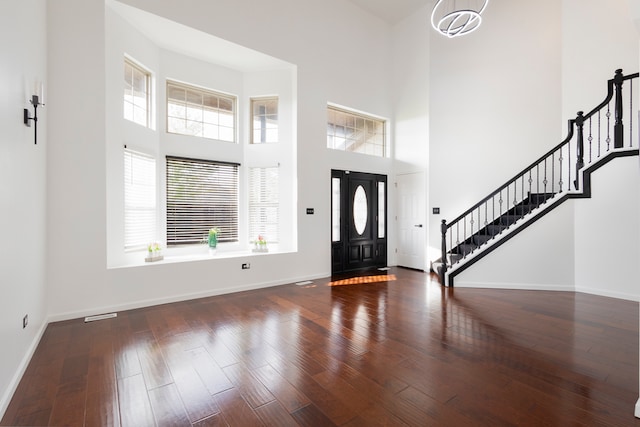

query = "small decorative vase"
208;233;217;254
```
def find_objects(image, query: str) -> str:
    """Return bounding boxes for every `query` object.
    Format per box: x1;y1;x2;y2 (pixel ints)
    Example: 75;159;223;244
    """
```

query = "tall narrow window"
327;106;386;157
167;81;236;142
332;177;341;242
124;149;156;249
124;58;150;127
251;97;278;144
249;167;279;242
166;156;239;245
378;181;385;238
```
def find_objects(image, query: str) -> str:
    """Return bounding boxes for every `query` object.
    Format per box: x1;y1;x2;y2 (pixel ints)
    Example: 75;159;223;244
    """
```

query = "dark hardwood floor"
2;267;639;426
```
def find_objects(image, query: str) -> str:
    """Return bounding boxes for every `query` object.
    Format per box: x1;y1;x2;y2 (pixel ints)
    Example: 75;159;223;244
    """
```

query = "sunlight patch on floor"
328;274;396;287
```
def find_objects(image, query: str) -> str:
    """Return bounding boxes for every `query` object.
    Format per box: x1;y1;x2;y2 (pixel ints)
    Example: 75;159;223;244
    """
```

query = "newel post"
574;111;585;190
613;68;624;148
440;219;448;285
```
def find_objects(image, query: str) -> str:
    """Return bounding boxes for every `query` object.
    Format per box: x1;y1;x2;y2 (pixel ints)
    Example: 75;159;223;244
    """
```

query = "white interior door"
396;172;426;270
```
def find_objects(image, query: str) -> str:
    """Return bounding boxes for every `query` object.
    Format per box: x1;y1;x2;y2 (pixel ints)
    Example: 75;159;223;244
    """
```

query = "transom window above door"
326;105;386;157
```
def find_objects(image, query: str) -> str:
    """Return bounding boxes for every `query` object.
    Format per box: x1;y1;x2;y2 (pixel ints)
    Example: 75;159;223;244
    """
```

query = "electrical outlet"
23;314;28;329
242;263;250;269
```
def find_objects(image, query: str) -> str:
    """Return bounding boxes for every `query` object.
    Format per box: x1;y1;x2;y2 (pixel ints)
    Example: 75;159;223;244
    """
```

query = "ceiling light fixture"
431;0;489;38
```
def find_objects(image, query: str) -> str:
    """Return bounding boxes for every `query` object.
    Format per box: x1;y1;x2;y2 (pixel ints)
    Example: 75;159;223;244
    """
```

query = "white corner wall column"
0;0;49;418
624;0;640;416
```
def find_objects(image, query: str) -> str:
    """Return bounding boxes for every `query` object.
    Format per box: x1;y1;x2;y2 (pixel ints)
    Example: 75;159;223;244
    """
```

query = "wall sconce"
24;93;43;145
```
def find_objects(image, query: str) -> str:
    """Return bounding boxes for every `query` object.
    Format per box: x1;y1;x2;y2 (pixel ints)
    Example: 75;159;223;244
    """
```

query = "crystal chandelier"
431;0;489;38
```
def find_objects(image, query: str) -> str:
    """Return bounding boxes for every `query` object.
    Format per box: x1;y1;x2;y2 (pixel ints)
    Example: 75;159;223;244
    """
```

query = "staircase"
436;69;639;287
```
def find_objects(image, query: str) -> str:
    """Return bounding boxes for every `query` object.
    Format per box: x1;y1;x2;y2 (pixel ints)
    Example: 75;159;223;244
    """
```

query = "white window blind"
249;167;279;243
124;149;156;249
166;156;239;245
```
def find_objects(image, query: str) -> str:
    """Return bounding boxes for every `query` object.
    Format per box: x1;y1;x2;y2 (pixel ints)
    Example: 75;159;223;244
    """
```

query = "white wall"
428;0;563;263
391;4;431;263
455;202;576;290
574;157;640;301
47;0;108;320
0;0;49;416
46;0;394;321
392;4;430;174
562;0;639;122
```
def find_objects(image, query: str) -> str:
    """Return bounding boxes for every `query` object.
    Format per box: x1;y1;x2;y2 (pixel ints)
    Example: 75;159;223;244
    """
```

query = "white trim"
635;398;640;418
573;286;640;302
47;272;329;323
0;320;48;421
454;280;639;302
453;281;575;293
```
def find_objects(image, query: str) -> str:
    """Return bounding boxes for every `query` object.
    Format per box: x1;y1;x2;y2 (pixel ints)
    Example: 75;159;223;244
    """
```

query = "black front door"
331;170;387;274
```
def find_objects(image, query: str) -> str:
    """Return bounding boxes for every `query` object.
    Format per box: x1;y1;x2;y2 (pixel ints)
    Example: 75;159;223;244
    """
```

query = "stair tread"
473;234;492;245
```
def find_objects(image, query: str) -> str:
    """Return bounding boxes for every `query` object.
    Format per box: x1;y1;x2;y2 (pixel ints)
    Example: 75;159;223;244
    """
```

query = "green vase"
208;234;217;248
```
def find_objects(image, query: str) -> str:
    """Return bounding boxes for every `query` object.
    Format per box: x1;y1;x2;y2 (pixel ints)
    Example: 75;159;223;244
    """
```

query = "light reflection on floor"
328;274;397;287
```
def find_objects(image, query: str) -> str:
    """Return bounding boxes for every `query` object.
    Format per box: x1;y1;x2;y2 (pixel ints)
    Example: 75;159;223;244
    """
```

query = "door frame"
331;169;387;274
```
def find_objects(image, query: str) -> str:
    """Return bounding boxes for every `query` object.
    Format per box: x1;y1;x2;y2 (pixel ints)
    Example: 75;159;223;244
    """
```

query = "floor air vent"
84;313;118;323
295;281;313;286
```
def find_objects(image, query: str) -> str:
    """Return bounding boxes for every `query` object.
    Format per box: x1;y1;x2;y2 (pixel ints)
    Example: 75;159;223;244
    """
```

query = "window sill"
109;244;288;269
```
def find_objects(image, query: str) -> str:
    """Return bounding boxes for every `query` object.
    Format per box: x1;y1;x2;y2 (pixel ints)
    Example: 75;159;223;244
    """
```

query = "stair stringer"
443;148;640;287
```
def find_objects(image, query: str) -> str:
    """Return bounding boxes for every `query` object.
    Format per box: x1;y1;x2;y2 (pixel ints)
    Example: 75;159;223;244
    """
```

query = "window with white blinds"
124;149;156;250
248;167;279;243
166;156;239;245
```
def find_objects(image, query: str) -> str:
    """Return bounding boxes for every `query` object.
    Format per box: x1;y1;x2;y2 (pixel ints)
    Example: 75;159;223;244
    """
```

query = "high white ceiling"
347;0;432;25
107;0;435;72
107;0;294;72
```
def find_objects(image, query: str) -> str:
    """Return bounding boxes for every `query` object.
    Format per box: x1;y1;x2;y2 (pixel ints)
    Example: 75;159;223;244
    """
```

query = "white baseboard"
0;320;48;421
574;286;640;302
48;272;330;323
453;281;639;302
453;281;575;293
635;398;640;418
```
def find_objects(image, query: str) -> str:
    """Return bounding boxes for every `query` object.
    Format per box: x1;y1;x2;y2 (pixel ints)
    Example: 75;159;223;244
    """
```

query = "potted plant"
145;242;163;262
252;235;268;253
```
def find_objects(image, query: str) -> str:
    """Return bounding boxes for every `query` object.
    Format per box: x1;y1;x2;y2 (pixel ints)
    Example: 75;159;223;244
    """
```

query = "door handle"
414;224;423;228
